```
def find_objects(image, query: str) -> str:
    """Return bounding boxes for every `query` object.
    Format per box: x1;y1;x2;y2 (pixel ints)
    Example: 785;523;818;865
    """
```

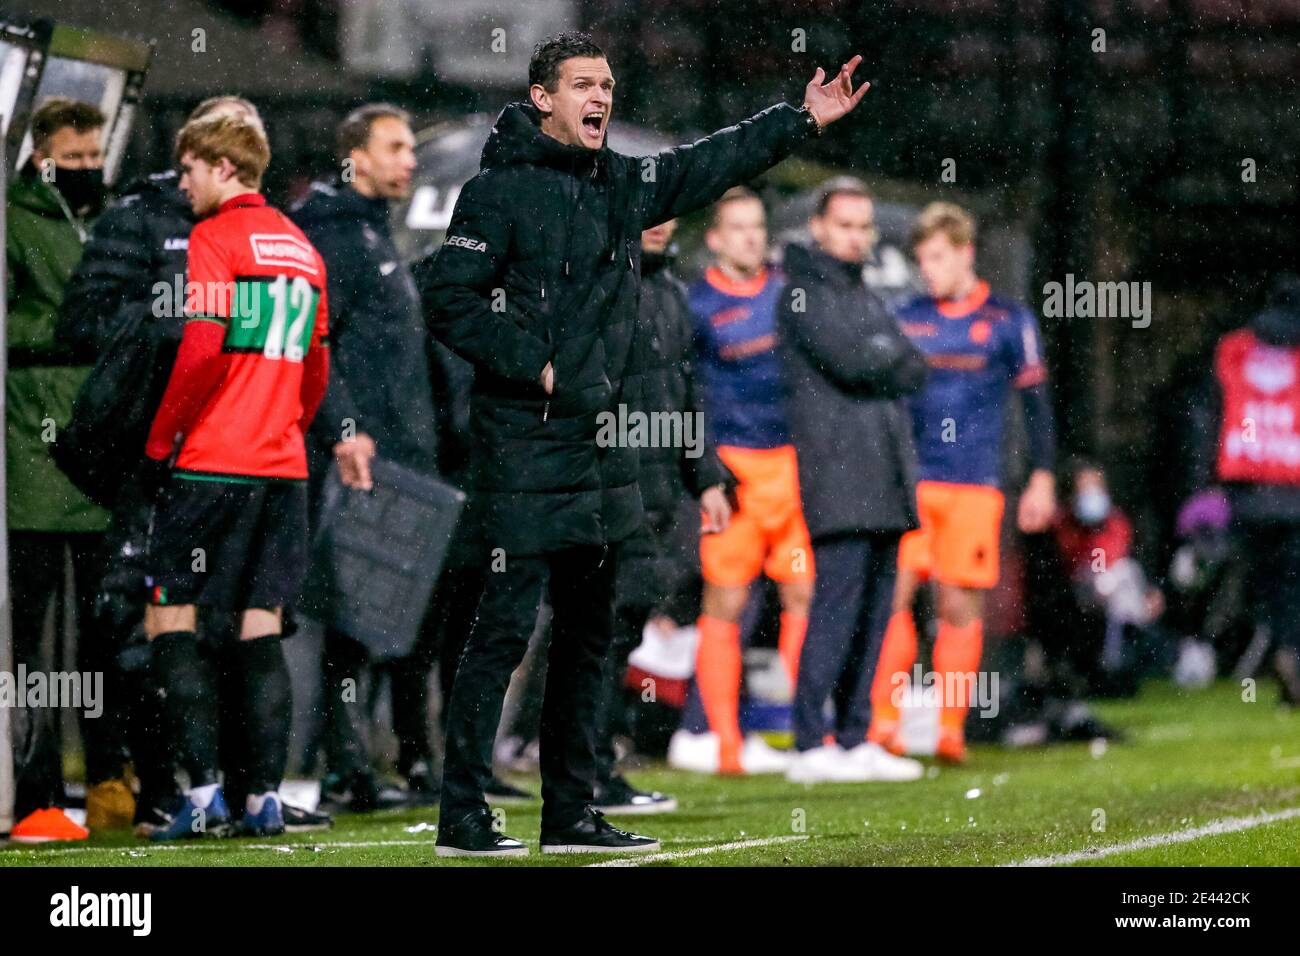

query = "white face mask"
1074;489;1111;525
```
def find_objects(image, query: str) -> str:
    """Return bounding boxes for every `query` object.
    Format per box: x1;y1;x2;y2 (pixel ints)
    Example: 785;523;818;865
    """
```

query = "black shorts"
145;477;309;611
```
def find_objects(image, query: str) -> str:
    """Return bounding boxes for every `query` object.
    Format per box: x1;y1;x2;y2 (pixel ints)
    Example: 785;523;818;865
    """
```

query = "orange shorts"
700;445;814;587
897;480;1005;589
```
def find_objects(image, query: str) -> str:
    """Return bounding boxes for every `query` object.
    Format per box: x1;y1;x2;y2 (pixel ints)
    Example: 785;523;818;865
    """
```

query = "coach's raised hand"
803;54;870;128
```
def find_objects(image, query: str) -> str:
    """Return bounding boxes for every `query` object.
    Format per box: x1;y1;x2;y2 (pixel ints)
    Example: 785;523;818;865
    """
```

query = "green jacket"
5;167;109;532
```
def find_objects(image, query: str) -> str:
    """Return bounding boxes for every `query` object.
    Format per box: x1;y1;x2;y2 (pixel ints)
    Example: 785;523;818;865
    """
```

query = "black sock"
150;631;220;788
236;634;291;796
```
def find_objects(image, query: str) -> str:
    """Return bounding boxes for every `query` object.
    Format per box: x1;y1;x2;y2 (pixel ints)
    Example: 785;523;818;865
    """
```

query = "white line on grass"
586;835;808;867
3;833;760;857
1005;805;1300;867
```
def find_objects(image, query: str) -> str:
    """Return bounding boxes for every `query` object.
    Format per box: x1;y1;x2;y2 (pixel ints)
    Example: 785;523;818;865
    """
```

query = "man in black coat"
419;31;870;856
776;177;929;784
291;104;447;810
591;217;733;814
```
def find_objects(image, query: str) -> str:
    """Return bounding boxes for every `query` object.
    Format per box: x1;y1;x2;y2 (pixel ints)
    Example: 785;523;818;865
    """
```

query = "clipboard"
301;456;466;660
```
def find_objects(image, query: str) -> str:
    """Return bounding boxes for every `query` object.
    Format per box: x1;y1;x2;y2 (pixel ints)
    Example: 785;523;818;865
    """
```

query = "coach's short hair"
175;113;271;189
708;185;764;229
529;31;606;92
814;175;872;217
910;201;976;249
336;103;411;162
30;97;105;152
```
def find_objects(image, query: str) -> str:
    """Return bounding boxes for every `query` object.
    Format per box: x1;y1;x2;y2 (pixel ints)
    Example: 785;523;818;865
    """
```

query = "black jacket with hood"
417;99;814;557
291;180;442;476
636;246;730;521
777;241;928;540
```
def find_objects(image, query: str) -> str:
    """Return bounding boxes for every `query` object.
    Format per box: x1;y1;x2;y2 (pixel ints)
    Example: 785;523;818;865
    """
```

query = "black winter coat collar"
482;101;609;174
783;240;865;288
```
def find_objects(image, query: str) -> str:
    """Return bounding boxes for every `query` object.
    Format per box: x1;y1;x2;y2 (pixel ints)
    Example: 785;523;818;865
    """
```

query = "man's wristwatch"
798;105;824;137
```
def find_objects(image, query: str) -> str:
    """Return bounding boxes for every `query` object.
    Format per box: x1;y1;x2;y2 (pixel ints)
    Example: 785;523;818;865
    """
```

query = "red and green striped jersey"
146;193;330;480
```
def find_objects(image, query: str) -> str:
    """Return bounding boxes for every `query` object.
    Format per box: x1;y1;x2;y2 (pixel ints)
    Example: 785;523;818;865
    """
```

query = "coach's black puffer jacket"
418;99;812;556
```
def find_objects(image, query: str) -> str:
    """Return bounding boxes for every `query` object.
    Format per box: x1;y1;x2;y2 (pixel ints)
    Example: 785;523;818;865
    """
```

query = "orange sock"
777;611;808;688
868;610;918;740
932;618;983;735
695;615;744;771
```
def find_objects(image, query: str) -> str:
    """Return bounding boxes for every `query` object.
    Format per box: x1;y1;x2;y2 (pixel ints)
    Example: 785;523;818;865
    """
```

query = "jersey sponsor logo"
927;353;988;371
164;236;189;251
249;233;320;275
719;333;777;361
444;234;487;252
711;305;751;328
901;320;938;337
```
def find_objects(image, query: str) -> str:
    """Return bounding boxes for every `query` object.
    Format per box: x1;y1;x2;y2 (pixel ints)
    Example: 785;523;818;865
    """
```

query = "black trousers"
792;532;899;752
1242;520;1300;651
593;598;649;788
440;544;617;830
9;531;126;819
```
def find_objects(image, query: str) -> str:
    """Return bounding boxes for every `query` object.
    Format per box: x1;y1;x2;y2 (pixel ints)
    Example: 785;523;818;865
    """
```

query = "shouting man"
420;31;869;857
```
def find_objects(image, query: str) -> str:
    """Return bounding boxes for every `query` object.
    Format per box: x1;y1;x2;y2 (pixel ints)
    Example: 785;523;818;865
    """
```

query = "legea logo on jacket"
444;234;487;253
249;233;319;275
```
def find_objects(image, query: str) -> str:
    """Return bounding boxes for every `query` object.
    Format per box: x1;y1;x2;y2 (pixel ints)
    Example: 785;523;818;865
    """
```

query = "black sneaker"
283;802;334;832
435;809;528;858
540;807;660;855
485;775;536;806
320;771;409;813
592;775;678;815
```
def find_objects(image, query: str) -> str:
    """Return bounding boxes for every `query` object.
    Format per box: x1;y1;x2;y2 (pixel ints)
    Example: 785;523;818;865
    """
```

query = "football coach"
419;30;869;856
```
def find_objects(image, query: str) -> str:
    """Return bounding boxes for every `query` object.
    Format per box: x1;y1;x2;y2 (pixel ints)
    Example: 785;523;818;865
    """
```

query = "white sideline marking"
4;833;752;857
1006;805;1300;867
586;835;808;867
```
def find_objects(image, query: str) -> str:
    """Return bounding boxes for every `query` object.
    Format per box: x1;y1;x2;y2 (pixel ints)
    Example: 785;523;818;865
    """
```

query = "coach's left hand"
803;55;871;128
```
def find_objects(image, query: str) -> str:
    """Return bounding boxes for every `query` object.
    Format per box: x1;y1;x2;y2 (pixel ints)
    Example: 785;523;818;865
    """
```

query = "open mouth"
581;111;605;138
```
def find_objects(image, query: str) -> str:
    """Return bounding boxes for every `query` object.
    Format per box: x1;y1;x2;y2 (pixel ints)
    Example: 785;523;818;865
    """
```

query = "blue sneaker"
238;794;285;837
149;789;233;842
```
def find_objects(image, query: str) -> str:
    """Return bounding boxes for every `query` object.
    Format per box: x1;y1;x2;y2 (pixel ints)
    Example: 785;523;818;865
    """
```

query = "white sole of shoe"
434;844;529;857
591;798;679;815
540;841;661;854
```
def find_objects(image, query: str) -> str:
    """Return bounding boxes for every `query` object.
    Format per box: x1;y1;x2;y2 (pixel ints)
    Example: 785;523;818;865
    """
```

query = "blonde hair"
910;201;976;249
175;114;270;189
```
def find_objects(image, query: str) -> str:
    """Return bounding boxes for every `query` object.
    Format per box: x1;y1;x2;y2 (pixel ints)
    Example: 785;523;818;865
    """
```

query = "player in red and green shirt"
141;113;329;841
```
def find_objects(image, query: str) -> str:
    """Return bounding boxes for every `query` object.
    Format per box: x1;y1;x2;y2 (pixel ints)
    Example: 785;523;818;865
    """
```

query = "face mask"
51;165;107;218
1074;489;1111;526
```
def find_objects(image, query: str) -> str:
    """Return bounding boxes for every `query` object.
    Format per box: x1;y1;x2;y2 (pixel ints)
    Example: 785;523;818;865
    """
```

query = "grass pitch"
4;679;1299;867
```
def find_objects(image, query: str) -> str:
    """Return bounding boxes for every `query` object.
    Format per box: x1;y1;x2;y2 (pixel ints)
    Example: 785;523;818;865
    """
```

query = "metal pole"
0;128;13;835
